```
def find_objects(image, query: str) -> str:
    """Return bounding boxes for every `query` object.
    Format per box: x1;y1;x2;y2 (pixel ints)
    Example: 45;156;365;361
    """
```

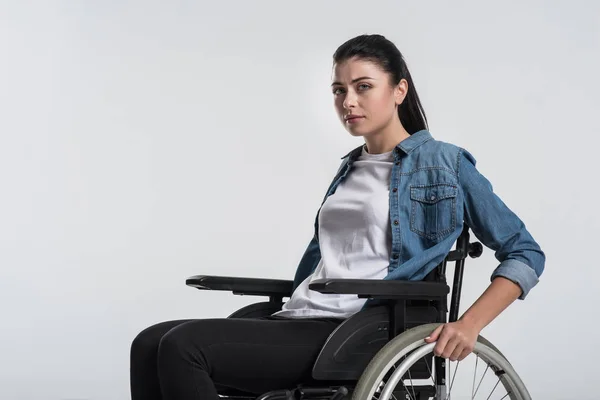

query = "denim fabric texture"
292;130;545;300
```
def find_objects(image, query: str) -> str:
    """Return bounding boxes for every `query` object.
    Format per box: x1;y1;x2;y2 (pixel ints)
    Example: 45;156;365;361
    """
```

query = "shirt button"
392;253;399;259
393;220;399;225
430;195;436;201
392;188;397;193
395;161;400;166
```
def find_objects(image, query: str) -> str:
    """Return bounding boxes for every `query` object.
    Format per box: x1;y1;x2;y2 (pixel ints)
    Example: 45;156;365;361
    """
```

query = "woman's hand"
424;320;480;362
424;277;523;361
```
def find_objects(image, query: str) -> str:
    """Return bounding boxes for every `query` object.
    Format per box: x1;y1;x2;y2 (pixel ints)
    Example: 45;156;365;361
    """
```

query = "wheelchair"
186;226;532;400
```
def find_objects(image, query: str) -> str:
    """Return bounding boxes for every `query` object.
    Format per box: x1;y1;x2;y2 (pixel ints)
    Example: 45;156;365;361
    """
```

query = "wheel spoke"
401;381;415;400
485;378;501;400
406;368;417;400
446;361;459;400
424;357;439;399
471;356;479;399
473;364;490;398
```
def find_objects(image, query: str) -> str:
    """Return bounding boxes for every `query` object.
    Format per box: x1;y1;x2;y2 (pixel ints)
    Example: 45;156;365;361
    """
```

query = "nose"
342;91;358;110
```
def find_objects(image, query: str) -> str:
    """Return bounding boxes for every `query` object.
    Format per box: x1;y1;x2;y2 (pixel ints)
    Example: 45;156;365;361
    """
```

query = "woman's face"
331;57;406;138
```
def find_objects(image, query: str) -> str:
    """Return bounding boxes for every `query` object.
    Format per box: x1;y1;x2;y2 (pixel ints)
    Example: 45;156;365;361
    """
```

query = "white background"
1;1;598;399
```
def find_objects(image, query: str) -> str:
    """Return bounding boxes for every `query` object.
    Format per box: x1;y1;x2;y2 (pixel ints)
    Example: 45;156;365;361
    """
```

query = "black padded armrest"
308;279;449;300
186;275;293;298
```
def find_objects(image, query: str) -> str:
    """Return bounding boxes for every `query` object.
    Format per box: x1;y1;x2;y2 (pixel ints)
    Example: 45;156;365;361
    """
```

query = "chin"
343;122;365;134
345;126;372;138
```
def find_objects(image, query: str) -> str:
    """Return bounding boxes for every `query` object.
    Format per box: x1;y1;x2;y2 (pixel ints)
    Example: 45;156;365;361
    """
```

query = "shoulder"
416;136;478;173
423;139;487;186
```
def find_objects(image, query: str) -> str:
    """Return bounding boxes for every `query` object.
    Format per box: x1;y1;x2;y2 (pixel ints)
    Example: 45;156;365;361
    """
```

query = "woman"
130;34;545;400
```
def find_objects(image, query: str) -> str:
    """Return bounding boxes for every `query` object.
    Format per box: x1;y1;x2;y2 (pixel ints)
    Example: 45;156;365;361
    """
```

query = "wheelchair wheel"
352;323;530;400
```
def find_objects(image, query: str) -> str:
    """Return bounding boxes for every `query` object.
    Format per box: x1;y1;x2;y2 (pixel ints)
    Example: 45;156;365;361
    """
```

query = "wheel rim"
372;340;528;400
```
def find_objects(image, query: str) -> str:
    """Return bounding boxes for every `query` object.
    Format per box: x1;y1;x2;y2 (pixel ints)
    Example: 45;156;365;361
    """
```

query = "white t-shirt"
273;146;394;319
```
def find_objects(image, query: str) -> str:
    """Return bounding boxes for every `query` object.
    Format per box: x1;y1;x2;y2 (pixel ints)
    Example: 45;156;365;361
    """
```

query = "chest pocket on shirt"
410;183;458;241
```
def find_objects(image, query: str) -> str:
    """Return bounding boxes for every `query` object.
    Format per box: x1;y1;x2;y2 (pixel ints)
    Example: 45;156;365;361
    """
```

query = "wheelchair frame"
186;226;487;399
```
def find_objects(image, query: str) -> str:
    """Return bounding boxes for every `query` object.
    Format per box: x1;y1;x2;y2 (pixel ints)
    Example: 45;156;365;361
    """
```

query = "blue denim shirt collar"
340;129;434;160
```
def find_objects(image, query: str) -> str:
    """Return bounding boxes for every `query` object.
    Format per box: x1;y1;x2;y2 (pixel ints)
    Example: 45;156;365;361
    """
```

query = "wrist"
458;313;485;332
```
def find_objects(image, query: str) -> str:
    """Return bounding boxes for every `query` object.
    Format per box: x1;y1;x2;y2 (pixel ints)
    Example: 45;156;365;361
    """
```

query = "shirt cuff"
490;258;540;300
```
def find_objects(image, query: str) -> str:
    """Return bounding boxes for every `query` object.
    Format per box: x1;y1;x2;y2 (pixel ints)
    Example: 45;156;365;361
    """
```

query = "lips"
346;117;364;125
345;116;364;122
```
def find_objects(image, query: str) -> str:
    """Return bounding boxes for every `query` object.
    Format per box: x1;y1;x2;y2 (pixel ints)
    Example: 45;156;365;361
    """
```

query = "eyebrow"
331;76;375;86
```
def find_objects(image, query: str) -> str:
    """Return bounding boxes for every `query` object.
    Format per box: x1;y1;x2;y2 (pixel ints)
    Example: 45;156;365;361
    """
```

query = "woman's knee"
131;325;159;362
157;320;215;371
131;320;190;362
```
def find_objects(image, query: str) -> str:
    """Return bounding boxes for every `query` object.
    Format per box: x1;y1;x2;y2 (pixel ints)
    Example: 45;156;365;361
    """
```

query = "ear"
395;79;409;105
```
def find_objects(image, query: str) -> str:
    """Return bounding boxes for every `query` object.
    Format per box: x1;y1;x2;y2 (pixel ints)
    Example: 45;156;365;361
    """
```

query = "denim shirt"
292;130;545;300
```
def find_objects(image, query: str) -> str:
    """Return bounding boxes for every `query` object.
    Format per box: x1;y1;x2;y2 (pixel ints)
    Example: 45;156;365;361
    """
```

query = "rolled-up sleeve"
458;148;545;299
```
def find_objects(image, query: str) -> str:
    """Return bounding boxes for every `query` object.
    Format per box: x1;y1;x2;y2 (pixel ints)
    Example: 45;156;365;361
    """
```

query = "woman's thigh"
157;316;342;394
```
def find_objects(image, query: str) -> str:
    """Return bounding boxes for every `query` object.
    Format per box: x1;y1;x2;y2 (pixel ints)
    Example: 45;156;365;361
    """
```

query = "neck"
363;118;411;154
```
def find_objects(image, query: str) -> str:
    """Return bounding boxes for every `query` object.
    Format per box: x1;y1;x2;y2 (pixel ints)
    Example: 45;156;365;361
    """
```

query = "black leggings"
130;316;343;399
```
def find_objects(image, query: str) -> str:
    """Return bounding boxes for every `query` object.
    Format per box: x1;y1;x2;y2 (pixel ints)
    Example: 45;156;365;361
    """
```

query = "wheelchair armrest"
308;279;449;300
186;275;293;298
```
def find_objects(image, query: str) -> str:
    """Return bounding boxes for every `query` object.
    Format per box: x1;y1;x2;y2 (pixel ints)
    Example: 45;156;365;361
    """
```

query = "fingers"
433;327;452;357
438;336;461;360
449;342;464;361
425;325;444;343
458;347;472;362
432;324;475;361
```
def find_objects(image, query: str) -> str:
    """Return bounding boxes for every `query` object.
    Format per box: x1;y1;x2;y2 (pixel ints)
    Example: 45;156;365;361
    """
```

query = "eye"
357;83;371;91
332;87;345;95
